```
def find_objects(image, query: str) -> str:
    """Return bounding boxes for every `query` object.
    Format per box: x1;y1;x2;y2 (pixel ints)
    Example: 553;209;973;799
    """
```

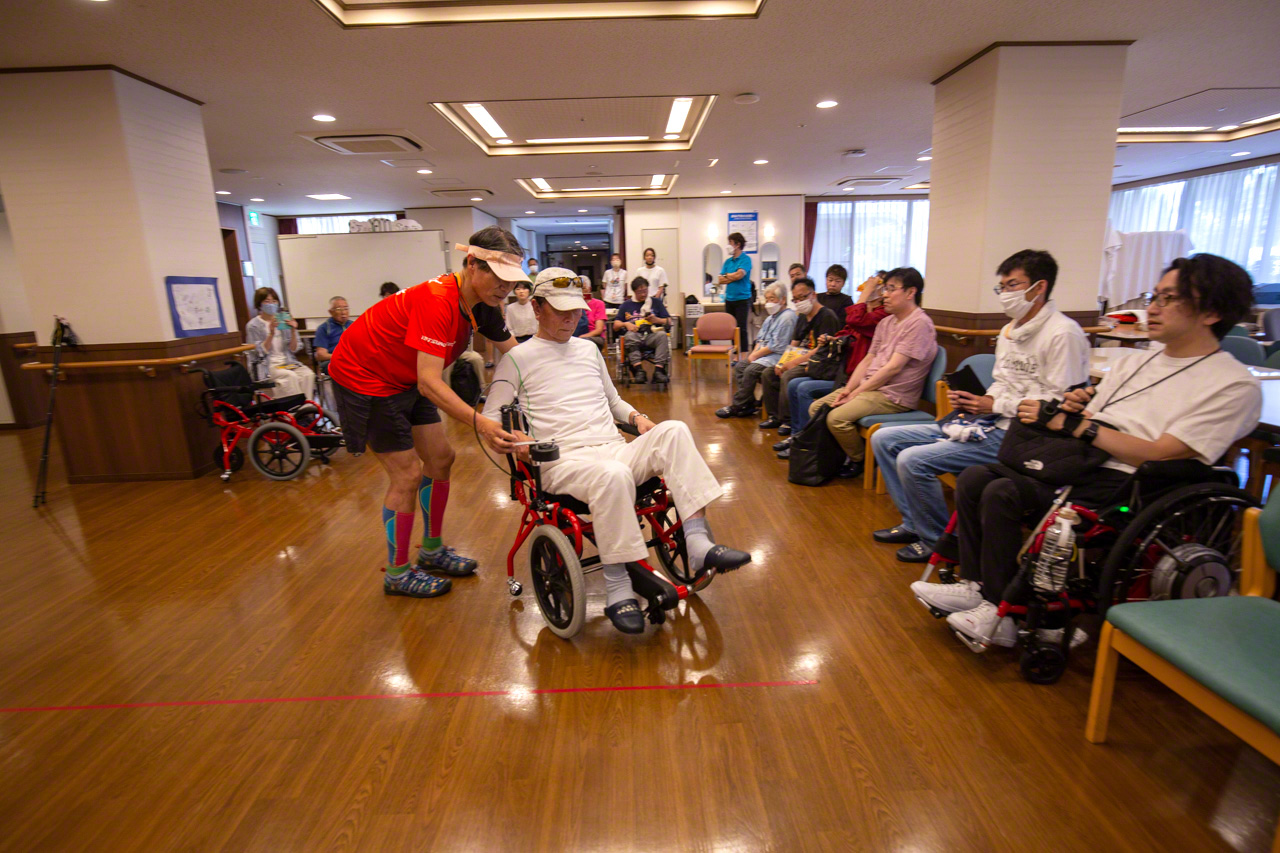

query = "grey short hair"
764;282;786;301
328;296;347;308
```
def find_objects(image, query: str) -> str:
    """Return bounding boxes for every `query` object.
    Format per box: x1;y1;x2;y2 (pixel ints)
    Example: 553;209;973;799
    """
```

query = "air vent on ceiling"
837;176;904;188
431;189;494;200
314;134;423;155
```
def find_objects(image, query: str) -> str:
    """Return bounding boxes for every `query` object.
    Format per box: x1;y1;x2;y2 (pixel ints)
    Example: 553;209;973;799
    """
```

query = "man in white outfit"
483;268;750;634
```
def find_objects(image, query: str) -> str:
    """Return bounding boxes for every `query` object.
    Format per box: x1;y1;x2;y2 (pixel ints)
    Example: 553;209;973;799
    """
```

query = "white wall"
624;196;805;305
404;207;488;271
248;211;283;292
0;208;33;334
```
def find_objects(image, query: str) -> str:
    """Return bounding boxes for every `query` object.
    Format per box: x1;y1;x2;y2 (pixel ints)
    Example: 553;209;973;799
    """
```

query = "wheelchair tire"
248;421;311;481
651;509;712;592
212;444;245;474
1019;643;1067;685
296;405;340;434
528;525;585;639
1095;482;1258;616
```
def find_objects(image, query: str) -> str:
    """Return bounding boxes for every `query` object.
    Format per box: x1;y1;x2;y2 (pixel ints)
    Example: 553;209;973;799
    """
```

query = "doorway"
222;229;251;332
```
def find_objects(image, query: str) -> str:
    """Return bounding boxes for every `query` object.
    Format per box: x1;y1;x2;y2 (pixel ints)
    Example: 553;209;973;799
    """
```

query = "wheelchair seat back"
201;361;256;410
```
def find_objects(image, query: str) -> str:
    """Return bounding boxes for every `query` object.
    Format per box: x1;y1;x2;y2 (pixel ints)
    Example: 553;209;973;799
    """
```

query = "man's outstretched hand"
477;415;518;454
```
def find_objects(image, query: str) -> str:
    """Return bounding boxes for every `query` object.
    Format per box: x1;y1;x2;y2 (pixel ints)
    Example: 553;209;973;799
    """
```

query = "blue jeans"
870;422;1006;546
789;378;835;432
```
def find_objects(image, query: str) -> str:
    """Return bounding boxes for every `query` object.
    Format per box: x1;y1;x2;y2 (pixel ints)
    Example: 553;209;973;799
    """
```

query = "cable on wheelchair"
471;378;536;477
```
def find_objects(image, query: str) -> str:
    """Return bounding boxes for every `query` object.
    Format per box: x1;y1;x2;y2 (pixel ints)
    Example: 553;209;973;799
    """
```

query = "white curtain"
810;201;853;282
810;199;930;296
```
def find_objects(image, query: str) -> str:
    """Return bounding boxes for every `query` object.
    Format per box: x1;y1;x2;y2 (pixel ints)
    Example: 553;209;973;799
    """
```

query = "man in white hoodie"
868;250;1089;562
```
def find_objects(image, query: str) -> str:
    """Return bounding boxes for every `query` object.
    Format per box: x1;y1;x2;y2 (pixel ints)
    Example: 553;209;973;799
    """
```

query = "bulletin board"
165;276;227;338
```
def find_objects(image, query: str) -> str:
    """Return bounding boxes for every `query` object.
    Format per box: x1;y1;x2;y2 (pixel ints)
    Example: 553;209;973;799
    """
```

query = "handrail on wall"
20;344;254;377
935;324;1108;343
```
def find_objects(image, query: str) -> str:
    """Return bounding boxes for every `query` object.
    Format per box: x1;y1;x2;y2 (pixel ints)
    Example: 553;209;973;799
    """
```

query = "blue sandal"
415;546;478;577
385;568;452;598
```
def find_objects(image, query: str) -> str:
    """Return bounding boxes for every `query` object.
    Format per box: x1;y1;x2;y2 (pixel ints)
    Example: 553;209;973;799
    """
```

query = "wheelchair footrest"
626;563;681;617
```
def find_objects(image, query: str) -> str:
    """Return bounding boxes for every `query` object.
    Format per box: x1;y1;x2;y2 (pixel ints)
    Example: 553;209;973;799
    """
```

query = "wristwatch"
1079;420;1101;444
631;412;650;425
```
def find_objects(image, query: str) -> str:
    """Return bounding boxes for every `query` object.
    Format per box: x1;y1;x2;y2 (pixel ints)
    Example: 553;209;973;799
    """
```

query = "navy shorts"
332;381;440;455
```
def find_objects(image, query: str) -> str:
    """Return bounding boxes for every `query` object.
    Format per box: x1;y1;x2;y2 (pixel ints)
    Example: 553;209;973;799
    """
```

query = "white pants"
267;364;316;400
539;420;723;564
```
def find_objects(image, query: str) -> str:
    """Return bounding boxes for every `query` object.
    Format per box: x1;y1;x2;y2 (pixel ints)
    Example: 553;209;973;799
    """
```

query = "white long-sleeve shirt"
986;302;1091;430
483;336;636;451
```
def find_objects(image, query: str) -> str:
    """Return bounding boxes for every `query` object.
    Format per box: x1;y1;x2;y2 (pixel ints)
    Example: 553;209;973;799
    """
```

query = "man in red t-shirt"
329;226;525;598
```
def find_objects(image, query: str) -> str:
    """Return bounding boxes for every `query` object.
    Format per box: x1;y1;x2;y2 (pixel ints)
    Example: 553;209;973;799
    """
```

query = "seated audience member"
870;250;1089;563
788;263;807;284
816;264;854;316
246;287;316;399
614;278;671;383
760;277;844;436
717;282;797;418
773;270;890;445
803;268;935;476
856;270;887;300
313;295;352;363
379;281;400;299
506;281;538;343
913;253;1261;651
575;278;608;350
483;269;749;633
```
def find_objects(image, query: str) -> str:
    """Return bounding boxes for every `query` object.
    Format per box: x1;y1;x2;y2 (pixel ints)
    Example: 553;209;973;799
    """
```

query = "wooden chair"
688;313;740;401
1086;495;1280;852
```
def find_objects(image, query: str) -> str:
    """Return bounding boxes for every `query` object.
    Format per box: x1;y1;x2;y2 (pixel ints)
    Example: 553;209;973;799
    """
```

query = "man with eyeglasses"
872;250;1089;563
483;268;750;634
913;253;1261;653
329;226;524;599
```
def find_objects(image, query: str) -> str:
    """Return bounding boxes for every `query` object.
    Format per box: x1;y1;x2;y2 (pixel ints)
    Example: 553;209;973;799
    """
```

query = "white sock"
603;563;636;607
683;517;714;572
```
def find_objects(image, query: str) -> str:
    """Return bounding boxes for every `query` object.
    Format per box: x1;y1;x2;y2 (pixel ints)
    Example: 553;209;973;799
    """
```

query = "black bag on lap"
788;404;847;486
995;419;1111;487
804;336;847;382
450;358;482;407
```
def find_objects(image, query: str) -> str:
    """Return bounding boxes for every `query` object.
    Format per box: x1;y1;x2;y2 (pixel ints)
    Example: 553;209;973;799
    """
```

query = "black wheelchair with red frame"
196;361;344;482
919;458;1258;684
497;401;708;638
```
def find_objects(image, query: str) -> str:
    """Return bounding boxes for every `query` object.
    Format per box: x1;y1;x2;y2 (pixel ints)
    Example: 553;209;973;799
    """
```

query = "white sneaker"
1037;626;1089;649
946;601;1016;653
910;579;984;615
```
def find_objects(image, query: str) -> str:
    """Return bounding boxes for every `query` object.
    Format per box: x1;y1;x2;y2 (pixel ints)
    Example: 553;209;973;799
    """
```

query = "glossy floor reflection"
0;354;1277;851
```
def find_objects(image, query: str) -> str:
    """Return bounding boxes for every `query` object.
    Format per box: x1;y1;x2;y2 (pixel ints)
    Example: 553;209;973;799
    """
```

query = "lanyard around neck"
1095;349;1220;414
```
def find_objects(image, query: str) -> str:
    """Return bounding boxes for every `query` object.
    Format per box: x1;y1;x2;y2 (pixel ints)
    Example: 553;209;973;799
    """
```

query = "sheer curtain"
296;213;401;235
809;199;931;295
809;201;853;280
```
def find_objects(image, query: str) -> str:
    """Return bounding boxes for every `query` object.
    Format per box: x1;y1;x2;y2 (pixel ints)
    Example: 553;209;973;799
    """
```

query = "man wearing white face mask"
870;250;1090;565
717;282;796;417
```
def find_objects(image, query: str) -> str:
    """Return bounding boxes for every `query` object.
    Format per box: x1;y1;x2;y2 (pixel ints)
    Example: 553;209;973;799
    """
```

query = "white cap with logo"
532;268;589;311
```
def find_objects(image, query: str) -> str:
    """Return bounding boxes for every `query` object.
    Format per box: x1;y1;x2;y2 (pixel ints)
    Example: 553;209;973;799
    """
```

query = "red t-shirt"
328;274;510;397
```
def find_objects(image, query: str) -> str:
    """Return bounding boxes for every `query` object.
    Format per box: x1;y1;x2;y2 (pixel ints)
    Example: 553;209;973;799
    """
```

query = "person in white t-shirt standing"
601;253;628;309
483;268;750;634
636;247;670;299
916;252;1262;653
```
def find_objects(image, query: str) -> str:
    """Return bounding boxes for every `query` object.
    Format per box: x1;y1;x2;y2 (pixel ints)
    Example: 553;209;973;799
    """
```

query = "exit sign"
248;211;260;226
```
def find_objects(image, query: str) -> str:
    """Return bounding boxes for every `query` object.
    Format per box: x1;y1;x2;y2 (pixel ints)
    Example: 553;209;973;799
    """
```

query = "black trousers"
760;364;808;422
725;298;752;349
954;464;1129;604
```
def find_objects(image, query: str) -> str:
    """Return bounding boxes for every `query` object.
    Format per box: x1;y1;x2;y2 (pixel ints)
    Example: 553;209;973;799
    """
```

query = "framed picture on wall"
165;276;227;338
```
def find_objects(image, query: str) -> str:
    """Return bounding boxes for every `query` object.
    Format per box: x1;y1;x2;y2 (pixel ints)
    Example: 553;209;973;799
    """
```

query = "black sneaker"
776;447;791;460
630;364;648;383
777;424;792;436
653;367;669;384
772;437;792;452
896;542;932;563
715;406;737;419
873;526;919;544
837;460;863;479
758;417;782;430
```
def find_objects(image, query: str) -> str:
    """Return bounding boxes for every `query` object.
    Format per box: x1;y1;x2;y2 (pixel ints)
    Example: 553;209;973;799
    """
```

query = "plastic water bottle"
1032;506;1078;595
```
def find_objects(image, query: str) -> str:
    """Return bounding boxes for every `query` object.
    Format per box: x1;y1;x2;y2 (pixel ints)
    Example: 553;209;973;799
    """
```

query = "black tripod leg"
33;326;64;508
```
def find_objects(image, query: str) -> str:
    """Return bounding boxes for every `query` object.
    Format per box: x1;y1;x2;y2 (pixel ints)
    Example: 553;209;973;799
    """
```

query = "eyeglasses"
1148;291;1189;308
882;283;905;293
993;279;1032;295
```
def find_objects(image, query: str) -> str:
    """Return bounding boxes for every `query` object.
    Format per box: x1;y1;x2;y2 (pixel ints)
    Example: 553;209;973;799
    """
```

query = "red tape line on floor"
0;680;818;714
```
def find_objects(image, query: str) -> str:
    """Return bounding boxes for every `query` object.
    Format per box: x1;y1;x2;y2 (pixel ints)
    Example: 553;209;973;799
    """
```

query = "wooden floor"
1;354;1277;852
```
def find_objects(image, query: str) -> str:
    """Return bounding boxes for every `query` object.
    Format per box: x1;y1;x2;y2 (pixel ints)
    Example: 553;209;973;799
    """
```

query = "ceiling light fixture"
842;187;855;191
720;190;732;194
307;193;351;200
650;174;665;187
496;138;514;145
463;103;508;139
470;197;483;201
416;169;433;174
663;134;680;140
1117;126;1210;133
532;178;553;192
1218;125;1240;131
558;186;643;192
1243;112;1280;126
917;156;933;161
708;159;719;167
312;114;336;122
525;136;649;144
753;159;769;165
666;97;693;135
215;190;230;195
578;209;588;213
816;100;838;109
250;197;265;202
525;210;535;214
1231;151;1252;157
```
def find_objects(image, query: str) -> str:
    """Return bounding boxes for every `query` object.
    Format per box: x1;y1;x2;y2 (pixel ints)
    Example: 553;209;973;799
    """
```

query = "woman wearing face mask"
718;232;754;348
717;282;797;418
602;253;628;310
246;286;316;400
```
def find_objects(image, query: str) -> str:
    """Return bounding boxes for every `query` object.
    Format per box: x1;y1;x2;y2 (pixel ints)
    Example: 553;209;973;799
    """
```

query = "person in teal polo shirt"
719;231;754;348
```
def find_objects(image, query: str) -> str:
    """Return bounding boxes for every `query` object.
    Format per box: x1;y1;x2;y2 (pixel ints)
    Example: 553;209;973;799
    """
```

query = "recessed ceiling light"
1117;126;1210;133
496;138;514;145
578;209;588;213
753;159;769;165
666;97;693;135
708;159;718;167
531;178;553;192
574;240;581;243
1218;125;1240;131
816;100;838;109
1231;151;1252;157
215;190;231;195
307;193;351;200
663;134;680;141
526;136;649;144
650;174;666;188
720;190;732;194
463;103;508;139
525;210;535;214
417;168;433;174
312;114;336;122
842;186;855;191
250;197;265;202
917;156;933;161
733;93;760;105
470;196;483;201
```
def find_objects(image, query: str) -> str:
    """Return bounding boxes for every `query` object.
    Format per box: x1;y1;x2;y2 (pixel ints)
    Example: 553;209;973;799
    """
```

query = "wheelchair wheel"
248;421;311;481
528;525;585;639
1095;482;1258;615
651;508;713;592
1019;643;1067;685
212;444;244;474
297;405;340;434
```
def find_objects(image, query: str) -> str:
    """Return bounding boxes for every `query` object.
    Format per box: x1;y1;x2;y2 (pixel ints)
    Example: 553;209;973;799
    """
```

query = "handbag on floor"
788;404;847;486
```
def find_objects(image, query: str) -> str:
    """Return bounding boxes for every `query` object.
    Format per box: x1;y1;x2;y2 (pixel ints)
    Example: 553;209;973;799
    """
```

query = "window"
810;199;930;294
1109;163;1280;282
295;213;402;235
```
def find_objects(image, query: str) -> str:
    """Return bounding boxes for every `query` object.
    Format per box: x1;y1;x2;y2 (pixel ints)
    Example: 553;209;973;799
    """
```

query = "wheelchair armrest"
1264;447;1280;464
1135;459;1230;488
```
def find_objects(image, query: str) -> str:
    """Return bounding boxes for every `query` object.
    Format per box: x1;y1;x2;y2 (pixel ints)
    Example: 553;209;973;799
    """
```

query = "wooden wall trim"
0;331;46;429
